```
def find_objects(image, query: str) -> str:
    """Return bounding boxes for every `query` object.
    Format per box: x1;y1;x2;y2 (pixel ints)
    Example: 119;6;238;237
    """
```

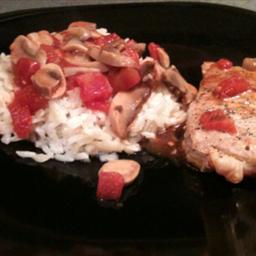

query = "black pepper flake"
114;105;123;113
245;145;250;151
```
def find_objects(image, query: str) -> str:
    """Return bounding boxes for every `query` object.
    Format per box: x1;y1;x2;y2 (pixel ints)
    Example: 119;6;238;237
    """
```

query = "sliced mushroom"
10;35;46;64
153;62;167;81
27;30;53;46
87;45;137;68
31;63;66;99
68;21;97;30
99;159;141;185
63;64;109;76
242;57;256;71
107;39;126;52
163;66;197;106
62;42;108;70
156;47;170;68
90;30;102;39
140;58;169;82
62;42;92;67
62;40;88;52
140;57;156;78
65;26;92;41
52;32;64;45
86;44;101;58
68;21;101;39
201;61;214;75
109;84;151;139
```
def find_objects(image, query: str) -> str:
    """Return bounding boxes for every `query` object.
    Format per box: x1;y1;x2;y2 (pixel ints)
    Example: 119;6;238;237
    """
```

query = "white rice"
129;85;187;140
0;54;19;144
0;53;187;163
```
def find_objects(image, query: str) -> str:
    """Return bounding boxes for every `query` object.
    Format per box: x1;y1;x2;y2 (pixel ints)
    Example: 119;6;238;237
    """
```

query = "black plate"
1;2;256;255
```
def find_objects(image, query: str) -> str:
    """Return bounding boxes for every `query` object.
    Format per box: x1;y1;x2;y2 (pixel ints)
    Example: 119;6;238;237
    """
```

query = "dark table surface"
0;0;256;14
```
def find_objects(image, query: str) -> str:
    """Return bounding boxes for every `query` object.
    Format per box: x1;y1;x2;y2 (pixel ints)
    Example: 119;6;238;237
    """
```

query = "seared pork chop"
184;58;256;183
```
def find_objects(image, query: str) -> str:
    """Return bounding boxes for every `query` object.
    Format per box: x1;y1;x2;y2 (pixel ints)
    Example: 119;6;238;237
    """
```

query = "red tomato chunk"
216;58;233;70
76;72;113;111
108;67;141;93
200;109;237;134
14;58;40;87
66;74;80;90
8;100;32;139
214;74;249;99
15;86;48;115
11;58;49;138
96;171;124;201
9;85;48;138
41;44;62;64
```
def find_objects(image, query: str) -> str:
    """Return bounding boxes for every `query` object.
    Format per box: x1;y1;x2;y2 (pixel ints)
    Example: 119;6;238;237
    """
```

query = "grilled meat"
184;59;256;183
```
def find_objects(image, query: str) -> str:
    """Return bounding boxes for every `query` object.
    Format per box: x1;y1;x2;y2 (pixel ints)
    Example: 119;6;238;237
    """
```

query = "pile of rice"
0;53;187;163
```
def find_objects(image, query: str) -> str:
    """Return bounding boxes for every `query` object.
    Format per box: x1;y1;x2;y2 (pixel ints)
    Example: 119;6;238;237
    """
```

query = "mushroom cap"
10;35;46;65
109;84;151;139
242;57;256;71
63;64;108;77
99;159;141;185
31;63;66;99
62;42;91;67
156;47;170;69
64;26;92;41
68;21;97;30
87;45;138;68
27;30;54;46
163;67;197;106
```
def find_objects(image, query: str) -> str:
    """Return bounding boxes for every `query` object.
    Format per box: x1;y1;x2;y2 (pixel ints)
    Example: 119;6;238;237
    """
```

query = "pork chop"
183;58;256;183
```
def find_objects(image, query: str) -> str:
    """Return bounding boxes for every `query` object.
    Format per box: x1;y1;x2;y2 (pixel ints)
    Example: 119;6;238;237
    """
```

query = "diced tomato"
8;100;32;139
41;44;63;64
108;67;141;93
148;42;160;60
14;86;48;114
216;58;233;70
96;171;124;201
14;58;40;87
77;72;113;111
66;74;80;90
86;100;110;113
199;109;237;134
91;33;121;46
9;83;48;138
214;74;250;98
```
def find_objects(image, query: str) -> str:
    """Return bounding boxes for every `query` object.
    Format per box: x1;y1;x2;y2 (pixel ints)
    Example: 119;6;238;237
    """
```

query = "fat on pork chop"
183;58;256;183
